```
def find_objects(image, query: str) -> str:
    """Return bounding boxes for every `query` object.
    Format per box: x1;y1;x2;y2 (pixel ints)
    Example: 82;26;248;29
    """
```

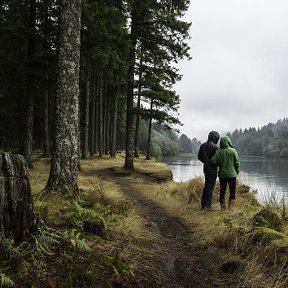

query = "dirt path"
100;170;244;288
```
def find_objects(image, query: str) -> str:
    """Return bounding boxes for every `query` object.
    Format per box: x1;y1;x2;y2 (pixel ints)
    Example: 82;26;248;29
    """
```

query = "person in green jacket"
211;136;240;210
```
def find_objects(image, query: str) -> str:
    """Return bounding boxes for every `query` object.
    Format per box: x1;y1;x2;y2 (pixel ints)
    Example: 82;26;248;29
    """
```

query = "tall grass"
28;155;288;287
158;177;288;288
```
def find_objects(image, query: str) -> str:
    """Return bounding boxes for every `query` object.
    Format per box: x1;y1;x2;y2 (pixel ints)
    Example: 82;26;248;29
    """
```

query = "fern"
65;197;108;229
32;226;61;255
0;235;14;261
63;230;92;252
0;273;14;287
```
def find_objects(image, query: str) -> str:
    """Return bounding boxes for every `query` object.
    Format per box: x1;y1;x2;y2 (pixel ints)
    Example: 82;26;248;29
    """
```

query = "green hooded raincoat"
211;136;240;178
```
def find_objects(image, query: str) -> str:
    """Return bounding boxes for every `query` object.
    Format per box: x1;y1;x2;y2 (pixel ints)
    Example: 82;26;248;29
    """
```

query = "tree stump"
0;153;34;242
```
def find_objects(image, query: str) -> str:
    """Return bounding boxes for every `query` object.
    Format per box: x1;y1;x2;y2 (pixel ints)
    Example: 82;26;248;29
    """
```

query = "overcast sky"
174;0;288;142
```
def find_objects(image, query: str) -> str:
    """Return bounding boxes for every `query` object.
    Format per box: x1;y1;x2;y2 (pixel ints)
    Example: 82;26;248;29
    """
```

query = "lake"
162;155;288;203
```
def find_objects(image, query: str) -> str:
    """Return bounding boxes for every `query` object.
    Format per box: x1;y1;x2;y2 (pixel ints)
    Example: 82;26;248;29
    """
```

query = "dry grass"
28;154;288;288
152;179;288;288
128;173;287;287
29;157;50;196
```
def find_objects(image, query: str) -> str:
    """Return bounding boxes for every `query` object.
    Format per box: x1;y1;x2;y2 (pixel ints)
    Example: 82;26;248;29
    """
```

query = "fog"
175;0;288;142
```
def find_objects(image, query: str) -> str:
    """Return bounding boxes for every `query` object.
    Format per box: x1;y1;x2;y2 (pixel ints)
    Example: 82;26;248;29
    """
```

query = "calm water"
162;155;288;202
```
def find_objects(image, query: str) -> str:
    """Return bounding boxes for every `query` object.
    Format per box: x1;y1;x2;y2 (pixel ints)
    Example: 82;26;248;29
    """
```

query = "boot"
228;199;235;209
220;203;226;211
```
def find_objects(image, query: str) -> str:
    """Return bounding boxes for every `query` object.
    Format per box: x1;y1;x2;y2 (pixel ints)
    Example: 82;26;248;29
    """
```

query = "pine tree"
45;0;81;192
125;0;190;167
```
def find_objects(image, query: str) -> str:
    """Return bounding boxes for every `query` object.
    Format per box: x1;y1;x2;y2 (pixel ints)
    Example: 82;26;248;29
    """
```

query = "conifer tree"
45;0;81;192
125;0;190;168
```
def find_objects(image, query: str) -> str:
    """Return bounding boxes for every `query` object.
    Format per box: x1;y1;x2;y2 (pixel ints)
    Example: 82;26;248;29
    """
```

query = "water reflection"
162;156;288;202
238;158;288;202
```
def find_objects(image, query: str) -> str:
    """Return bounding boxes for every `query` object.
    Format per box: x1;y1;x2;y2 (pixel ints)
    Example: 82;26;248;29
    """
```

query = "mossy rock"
251;208;283;231
271;237;288;253
263;237;288;267
249;227;287;243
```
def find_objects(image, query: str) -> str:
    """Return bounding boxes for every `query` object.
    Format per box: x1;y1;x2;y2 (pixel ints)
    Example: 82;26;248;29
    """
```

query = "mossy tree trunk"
45;0;81;192
0;153;34;242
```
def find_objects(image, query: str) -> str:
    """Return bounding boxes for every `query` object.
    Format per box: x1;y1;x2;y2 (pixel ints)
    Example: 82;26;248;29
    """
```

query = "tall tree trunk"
134;47;144;158
146;98;153;160
98;72;104;158
82;66;90;159
42;0;51;157
94;73;99;153
124;8;137;170
90;68;96;156
23;0;36;167
110;85;118;158
45;0;81;192
89;68;96;156
104;81;110;155
43;59;50;157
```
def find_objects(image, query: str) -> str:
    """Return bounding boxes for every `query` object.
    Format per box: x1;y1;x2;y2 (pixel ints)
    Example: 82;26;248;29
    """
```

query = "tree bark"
134;47;143;158
104;80;110;155
43;60;50;157
124;7;137;170
90;69;96;156
0;153;34;242
146;98;153;160
42;0;51;157
82;66;90;159
98;72;104;158
45;0;81;192
23;0;36;167
110;85;118;158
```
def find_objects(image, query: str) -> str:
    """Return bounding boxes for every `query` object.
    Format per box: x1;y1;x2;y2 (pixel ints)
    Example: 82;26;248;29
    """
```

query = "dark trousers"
219;177;236;204
201;174;217;208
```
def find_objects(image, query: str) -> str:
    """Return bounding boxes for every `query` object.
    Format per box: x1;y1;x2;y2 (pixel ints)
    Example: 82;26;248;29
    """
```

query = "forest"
227;118;288;158
0;0;192;188
1;2;288;287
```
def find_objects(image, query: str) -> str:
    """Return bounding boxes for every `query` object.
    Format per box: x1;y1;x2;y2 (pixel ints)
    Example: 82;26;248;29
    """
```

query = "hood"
220;136;233;149
208;131;220;144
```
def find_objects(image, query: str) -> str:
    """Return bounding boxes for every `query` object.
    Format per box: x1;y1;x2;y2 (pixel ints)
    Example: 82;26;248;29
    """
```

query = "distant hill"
227;118;288;158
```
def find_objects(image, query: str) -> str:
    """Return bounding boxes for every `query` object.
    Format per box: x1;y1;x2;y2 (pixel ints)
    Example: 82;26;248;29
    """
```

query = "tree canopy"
0;0;192;188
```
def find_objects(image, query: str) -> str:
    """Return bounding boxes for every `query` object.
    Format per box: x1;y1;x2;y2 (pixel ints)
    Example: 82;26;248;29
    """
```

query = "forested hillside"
227;118;288;158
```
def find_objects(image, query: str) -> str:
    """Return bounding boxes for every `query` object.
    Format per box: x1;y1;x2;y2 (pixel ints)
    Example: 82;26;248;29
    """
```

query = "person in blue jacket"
198;131;220;210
